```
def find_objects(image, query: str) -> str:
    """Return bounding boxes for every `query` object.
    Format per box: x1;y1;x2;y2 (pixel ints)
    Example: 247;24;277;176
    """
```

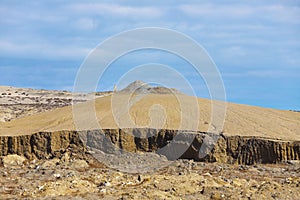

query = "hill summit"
118;80;182;95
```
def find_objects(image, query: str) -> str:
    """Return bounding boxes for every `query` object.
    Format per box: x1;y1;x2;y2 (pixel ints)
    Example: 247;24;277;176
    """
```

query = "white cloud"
223;69;300;79
264;4;300;24
0;40;91;60
247;69;300;78
219;45;247;58
179;3;300;24
73;18;97;30
0;4;65;25
67;3;163;18
179;4;254;18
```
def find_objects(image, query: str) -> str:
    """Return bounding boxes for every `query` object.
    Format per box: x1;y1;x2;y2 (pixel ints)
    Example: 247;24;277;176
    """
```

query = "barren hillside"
0;83;299;141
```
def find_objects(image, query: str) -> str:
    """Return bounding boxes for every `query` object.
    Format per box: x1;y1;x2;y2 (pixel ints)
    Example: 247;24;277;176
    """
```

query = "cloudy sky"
0;0;299;110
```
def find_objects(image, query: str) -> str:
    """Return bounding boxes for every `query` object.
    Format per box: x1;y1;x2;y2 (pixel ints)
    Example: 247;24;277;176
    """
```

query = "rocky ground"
0;154;299;200
0;86;112;122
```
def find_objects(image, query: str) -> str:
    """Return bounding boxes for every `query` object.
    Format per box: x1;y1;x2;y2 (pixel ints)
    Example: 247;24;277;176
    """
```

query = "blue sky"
0;0;299;110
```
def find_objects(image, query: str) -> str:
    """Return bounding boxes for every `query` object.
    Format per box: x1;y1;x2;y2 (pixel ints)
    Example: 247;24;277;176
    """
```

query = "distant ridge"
118;80;182;95
290;110;300;113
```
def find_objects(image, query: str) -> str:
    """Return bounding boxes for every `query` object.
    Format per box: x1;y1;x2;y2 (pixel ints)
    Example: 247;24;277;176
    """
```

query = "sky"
0;0;299;110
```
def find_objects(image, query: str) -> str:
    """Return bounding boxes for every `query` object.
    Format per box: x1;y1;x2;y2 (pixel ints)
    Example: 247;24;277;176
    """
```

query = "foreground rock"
1;154;26;167
0;156;299;199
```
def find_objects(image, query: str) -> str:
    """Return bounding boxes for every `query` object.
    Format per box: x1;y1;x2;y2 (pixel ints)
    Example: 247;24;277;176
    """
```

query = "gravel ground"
0;154;299;200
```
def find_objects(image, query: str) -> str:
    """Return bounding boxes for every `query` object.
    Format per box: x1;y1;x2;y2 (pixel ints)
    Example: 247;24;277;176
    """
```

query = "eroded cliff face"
0;129;299;165
0;131;84;160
